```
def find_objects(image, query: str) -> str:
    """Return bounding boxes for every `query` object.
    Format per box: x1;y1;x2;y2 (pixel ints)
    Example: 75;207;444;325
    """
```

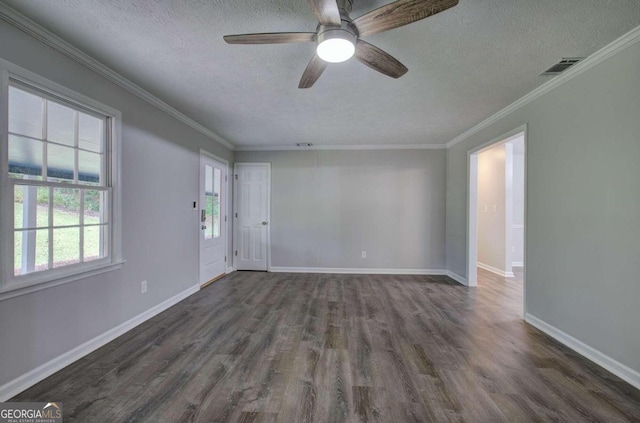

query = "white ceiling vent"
296;143;313;147
542;58;585;75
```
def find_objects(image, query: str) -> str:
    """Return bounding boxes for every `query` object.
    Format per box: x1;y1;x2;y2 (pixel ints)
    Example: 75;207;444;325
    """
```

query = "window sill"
0;260;126;302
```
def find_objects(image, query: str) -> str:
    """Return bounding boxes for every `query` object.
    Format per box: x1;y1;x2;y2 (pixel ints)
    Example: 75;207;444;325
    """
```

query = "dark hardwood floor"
13;269;640;422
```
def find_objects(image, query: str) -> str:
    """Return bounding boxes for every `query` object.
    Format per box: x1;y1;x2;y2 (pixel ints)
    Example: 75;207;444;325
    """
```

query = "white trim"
0;261;125;302
234;143;447;152
446;25;640;149
467;125;527;295
0;68;10;289
512;261;524;267
226;267;234;274
477;262;515;278
0;3;234;151
525;313;640;391
270;267;448;275
446;271;468;286
513;224;525;229
0;283;200;401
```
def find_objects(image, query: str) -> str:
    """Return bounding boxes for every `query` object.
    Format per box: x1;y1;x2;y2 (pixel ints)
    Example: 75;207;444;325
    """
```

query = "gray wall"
235;150;447;270
477;143;508;272
0;20;233;388
446;41;640;372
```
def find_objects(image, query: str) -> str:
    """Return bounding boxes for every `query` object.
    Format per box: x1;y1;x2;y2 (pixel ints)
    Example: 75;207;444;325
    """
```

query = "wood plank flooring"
13;269;640;422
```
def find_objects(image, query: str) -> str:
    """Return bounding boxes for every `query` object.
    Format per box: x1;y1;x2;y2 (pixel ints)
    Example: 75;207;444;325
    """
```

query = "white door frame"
467;124;527;314
233;162;271;272
199;149;231;283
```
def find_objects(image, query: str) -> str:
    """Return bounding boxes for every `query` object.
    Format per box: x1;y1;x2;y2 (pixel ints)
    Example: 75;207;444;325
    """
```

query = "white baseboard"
525;313;640;390
446;271;468;286
270;266;447;276
512;262;524;267
477;262;515;278
226;267;235;274
0;284;200;401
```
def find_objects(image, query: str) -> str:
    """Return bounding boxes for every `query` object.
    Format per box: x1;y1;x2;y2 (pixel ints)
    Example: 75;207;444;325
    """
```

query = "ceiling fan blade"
355;40;408;79
307;0;342;26
299;54;328;89
353;0;459;37
224;32;316;44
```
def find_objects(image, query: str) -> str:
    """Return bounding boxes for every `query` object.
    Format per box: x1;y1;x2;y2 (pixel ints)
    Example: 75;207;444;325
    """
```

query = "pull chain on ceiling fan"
223;0;459;88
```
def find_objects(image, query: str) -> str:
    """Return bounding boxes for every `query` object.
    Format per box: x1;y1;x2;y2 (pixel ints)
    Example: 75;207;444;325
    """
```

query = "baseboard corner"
445;271;468;286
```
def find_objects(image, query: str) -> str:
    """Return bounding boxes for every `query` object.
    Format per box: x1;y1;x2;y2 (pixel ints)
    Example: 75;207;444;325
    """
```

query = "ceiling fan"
223;0;459;88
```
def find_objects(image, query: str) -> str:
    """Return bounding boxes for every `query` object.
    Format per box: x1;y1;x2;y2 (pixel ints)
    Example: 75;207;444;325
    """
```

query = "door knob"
202;225;207;230
262;221;268;225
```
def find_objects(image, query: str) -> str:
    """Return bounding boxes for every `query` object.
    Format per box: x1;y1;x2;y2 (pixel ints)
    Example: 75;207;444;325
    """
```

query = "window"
1;61;122;296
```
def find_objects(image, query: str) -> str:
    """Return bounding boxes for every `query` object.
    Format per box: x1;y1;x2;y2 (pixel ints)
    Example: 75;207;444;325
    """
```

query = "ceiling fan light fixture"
316;27;356;63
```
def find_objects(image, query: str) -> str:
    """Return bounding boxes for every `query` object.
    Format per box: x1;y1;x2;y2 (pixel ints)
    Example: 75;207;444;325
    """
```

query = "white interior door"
199;154;227;284
234;163;270;271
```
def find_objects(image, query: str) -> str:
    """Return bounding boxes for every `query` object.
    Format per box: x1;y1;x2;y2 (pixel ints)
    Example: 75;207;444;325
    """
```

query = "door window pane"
204;165;213;239
213;168;221;238
53;227;80;268
9;87;43;139
47;101;75;146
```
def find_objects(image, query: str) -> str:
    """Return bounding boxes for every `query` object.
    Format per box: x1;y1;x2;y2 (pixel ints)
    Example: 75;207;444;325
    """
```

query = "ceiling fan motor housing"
317;21;358;47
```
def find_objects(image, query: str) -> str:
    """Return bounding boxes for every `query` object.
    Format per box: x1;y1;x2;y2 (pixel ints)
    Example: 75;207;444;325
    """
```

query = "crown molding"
446;24;640;149
234;143;447;152
0;3;235;151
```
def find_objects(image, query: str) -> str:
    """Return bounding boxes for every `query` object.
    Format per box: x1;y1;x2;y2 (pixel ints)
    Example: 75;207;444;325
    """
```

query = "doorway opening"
468;126;526;315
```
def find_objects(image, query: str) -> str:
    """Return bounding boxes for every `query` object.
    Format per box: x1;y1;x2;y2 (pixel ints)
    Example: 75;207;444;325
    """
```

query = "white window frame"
0;59;123;301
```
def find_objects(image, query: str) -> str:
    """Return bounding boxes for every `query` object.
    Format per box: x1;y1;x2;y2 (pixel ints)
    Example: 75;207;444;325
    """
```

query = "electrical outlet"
361;251;367;259
141;280;147;294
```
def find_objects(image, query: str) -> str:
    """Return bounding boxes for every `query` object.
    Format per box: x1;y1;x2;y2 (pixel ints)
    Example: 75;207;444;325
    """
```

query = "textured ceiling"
4;0;640;147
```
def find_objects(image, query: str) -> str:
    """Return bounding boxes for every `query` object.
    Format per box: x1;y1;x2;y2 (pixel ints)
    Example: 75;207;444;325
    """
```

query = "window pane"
47;144;75;182
84;190;107;224
9;135;43;179
9;86;43;139
84;225;106;262
213;168;221;238
79;113;103;153
53;188;80;226
14;229;49;276
204;165;213;239
13;231;21;276
47;101;75;146
78;150;102;185
53;227;80;268
14;185;49;229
